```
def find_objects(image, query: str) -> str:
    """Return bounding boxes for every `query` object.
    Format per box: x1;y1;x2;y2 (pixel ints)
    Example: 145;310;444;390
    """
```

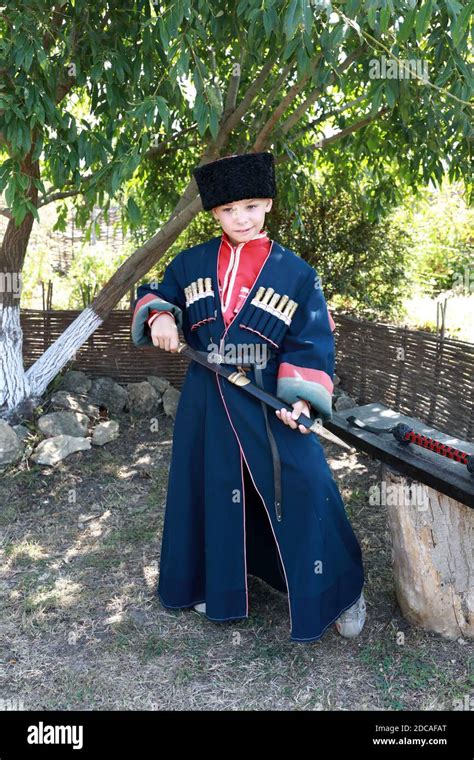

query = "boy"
131;152;366;641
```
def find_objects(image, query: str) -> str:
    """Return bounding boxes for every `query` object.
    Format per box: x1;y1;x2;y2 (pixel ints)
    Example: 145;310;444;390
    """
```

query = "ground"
0;409;472;711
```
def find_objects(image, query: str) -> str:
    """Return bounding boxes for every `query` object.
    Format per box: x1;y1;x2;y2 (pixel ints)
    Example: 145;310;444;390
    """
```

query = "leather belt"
255;363;282;522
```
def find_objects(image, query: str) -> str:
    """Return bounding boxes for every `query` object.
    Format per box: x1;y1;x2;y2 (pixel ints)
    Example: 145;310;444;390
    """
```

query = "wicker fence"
21;308;474;441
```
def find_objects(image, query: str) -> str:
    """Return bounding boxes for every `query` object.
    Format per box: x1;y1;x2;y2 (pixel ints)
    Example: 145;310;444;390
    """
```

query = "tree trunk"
0;303;31;412
23;195;203;402
382;466;473;640
0;153;39;419
25;306;104;398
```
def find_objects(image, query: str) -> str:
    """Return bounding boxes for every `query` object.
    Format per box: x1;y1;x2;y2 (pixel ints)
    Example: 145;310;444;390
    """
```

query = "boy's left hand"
275;399;312;434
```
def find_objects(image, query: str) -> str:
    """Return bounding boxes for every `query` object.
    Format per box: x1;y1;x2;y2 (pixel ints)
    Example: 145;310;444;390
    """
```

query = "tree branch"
311;106;389;149
251;61;295;140
208;48;223;108
280;47;365;136
213;53;279;153
252;51;332;152
37;188;82;208
42;3;69;53
143;123;198;159
288;93;368;143
221;52;243;124
276;106;389;160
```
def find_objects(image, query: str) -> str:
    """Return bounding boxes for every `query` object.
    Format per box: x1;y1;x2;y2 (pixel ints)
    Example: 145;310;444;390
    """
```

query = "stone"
162;386;181;419
91;420;120;446
127;382;159;415
335;393;358;411
50;391;100;419
0;420;23;465
146;375;171;396
60;370;92;395
13;425;30;444
31;435;91;465
38;411;89;438
88;377;128;414
7;397;36;423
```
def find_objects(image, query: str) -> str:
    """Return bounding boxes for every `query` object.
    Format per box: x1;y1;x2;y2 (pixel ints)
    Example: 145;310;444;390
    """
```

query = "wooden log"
382;464;473;640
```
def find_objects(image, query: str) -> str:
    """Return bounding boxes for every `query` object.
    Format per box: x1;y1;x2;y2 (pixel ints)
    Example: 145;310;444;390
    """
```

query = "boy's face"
211;198;273;246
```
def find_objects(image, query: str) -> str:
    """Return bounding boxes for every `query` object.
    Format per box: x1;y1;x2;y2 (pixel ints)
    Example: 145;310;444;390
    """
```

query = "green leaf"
33;99;45;125
434;59;454;87
452;0;473;47
145;106;155;128
115;59;125;84
247;8;261;23
314;64;330;87
31;134;43;161
11;105;25;121
25;199;39;223
397;9;416;43
461;114;472;137
329;22;346;47
345;0;361;17
398;96;410;125
282;36;300;61
158;17;170;50
283;0;298;40
130;150;142;174
23;45;34;72
5;180;17;207
303;0;313;34
37;47;48;70
415;0;433;39
207;85;222;113
296;40;310;78
263;9;272;37
303;29;314;55
12;204;28;227
91;62;103;82
209;108;219;140
380;5;391;34
20;122;32;153
110;164;122;195
367;5;377;30
446;0;463;15
155;96;169;130
194;98;207;136
177;46;190;77
384;79;399;108
236;0;248;15
127;196;141;224
366;131;379;151
370;82;384;116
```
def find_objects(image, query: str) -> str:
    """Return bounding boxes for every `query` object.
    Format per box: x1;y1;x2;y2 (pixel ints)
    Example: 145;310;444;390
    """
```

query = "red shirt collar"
221;228;269;250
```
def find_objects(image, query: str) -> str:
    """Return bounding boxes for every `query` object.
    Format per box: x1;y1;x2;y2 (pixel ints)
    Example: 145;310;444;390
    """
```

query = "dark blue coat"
132;235;364;642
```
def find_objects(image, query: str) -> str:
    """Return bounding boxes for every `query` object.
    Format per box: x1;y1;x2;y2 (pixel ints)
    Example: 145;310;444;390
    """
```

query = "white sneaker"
335;591;366;638
193;602;206;614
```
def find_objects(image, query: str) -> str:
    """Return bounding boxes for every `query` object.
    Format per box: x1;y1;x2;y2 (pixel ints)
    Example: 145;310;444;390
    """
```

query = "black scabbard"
176;341;322;434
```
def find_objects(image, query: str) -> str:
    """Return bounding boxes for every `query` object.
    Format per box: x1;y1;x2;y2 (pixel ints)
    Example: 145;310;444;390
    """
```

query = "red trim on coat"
278;362;334;394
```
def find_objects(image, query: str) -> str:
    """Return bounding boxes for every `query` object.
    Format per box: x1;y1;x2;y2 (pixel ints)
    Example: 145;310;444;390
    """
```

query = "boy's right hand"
150;314;180;352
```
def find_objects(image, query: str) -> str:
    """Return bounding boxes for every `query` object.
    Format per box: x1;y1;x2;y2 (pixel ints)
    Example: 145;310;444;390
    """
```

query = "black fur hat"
192;152;277;211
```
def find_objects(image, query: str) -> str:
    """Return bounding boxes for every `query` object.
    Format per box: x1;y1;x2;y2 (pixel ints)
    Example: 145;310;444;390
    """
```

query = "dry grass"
0;412;472;711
